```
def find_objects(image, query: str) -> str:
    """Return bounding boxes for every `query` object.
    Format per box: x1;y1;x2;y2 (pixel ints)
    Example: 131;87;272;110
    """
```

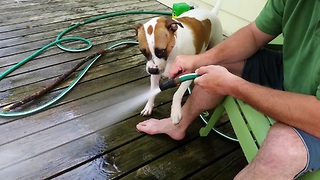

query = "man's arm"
199;21;275;65
195;65;320;138
169;22;276;78
233;78;320;138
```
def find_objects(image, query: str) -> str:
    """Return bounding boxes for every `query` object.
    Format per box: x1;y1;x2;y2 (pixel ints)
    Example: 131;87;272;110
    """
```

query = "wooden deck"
0;0;247;179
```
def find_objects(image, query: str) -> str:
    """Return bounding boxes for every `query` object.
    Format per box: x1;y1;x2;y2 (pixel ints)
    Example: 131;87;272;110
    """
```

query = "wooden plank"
121;135;239;180
0;76;177;170
0;63;148;124
0;0;172;147
0;65;169;140
0;52;145;111
0;1;167;37
0;102;175;179
0;104;158;179
0;37;140;75
0;46;142;91
0;10;165;49
2;6;171;93
0;0;161;27
52;112;204;179
186;149;247;180
0;0;123;17
0;2;169;65
0;46;142;92
0;20;136;62
0;5;166;46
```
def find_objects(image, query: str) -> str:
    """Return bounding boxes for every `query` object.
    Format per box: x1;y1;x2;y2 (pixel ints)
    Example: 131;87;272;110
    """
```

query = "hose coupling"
159;73;200;91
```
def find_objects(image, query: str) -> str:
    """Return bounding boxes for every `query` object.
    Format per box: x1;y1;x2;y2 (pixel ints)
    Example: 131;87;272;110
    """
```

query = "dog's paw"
141;99;155;116
170;106;182;125
140;104;153;116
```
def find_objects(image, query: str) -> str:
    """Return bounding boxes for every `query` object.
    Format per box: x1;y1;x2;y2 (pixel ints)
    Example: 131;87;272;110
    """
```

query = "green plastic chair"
199;96;320;179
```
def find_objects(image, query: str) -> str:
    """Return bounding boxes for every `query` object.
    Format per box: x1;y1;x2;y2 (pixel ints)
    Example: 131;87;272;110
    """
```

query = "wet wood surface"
0;0;247;179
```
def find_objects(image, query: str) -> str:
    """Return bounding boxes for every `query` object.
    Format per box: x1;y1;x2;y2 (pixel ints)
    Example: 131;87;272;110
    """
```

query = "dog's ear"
134;23;143;36
165;18;183;32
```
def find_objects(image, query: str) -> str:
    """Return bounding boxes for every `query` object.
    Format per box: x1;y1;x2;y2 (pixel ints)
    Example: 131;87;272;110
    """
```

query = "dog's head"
135;17;183;75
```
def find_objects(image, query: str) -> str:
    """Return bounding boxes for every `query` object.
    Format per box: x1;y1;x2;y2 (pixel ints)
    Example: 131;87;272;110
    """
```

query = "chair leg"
224;96;259;162
199;105;225;137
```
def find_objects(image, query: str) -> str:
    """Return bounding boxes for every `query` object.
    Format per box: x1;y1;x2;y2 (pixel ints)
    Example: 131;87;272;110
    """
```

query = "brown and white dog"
135;0;223;124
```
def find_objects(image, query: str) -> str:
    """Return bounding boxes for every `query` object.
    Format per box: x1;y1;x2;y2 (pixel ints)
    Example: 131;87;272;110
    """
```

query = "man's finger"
169;67;184;78
195;66;209;75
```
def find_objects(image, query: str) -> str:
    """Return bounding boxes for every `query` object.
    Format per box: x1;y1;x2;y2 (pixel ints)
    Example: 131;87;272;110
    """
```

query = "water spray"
159;73;200;91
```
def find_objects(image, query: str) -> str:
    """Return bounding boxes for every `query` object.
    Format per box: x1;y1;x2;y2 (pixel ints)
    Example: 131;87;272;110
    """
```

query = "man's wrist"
227;76;247;98
198;49;218;67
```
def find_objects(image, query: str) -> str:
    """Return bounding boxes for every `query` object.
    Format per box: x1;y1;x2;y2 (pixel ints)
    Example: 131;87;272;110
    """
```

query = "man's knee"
188;85;225;108
248;123;307;178
265;123;307;159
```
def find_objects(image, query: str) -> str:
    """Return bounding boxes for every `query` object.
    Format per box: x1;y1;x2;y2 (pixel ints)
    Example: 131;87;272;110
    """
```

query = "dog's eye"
140;48;151;60
155;48;167;59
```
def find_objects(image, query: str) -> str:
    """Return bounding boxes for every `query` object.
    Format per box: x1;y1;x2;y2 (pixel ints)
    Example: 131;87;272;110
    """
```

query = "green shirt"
255;0;320;99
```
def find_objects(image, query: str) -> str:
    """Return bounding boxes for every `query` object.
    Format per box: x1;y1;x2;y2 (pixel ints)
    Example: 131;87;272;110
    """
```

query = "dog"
135;0;223;124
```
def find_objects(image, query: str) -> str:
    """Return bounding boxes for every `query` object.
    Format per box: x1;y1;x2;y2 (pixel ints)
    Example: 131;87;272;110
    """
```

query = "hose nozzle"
159;73;200;91
159;78;180;91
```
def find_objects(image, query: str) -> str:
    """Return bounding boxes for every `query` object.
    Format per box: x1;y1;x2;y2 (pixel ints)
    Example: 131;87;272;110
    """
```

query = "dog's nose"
148;67;160;75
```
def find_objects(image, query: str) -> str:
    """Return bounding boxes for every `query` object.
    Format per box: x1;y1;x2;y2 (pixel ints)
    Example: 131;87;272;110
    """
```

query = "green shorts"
242;48;320;178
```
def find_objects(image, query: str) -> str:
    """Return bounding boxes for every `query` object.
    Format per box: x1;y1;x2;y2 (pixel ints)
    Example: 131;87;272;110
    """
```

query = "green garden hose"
159;73;200;91
0;11;170;117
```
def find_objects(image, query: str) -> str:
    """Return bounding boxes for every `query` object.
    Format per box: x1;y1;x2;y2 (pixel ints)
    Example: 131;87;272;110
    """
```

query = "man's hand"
195;66;320;138
194;65;242;96
169;55;201;78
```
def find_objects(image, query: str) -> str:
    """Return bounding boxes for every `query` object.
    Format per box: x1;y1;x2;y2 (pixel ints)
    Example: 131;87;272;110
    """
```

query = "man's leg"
136;59;245;140
136;85;225;140
235;122;308;179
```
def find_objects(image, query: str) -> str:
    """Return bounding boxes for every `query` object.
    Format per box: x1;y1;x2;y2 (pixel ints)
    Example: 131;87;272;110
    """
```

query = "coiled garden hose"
0;11;170;117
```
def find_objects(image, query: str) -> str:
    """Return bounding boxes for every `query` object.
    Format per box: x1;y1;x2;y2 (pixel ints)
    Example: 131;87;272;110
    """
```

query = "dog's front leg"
171;80;192;124
141;74;161;116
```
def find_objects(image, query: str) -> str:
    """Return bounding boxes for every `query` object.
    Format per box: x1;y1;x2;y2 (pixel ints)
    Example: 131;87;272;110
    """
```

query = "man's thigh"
241;48;283;90
234;48;320;178
221;61;245;77
248;122;307;179
221;48;283;88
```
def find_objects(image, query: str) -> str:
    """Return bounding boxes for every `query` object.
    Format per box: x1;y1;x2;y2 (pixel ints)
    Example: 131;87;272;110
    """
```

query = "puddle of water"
62;87;162;179
0;86;162;179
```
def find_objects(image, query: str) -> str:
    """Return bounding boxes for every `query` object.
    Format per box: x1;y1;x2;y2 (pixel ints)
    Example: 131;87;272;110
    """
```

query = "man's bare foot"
136;118;186;140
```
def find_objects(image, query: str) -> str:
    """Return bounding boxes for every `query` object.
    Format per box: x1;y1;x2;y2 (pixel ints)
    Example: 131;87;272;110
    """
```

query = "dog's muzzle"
148;67;160;75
